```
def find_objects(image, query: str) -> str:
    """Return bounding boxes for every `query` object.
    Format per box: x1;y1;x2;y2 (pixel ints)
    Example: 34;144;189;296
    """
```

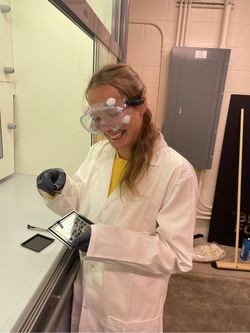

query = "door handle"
7;123;16;129
4;67;15;74
0;5;11;13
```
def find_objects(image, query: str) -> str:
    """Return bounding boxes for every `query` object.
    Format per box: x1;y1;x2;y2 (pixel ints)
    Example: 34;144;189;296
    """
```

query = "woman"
37;63;198;332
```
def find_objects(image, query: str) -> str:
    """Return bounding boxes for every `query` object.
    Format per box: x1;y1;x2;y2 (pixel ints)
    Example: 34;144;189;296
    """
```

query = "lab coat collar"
149;133;167;167
101;132;166;168
100;133;166;202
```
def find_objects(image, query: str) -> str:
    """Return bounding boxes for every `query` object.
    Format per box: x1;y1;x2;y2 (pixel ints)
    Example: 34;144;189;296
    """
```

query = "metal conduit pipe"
196;215;211;220
197;0;233;218
176;0;184;46
219;0;233;48
176;0;227;219
175;0;212;217
180;0;188;46
183;0;192;46
197;208;211;216
198;195;212;210
176;0;233;219
128;22;164;125
177;1;231;10
197;1;231;216
197;170;212;210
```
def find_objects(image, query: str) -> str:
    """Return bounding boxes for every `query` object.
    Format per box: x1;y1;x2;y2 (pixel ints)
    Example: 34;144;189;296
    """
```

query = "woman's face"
87;85;146;159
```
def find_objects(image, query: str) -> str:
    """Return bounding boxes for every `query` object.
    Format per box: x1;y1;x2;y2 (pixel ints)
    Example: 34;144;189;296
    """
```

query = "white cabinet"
0;0;15;180
0;82;14;179
0;0;14;83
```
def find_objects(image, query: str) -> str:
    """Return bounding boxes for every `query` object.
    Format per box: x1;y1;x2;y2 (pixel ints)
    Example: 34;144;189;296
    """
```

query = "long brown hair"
86;63;159;196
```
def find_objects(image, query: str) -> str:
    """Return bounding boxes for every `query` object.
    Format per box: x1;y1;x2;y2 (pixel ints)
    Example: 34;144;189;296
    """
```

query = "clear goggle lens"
80;100;127;135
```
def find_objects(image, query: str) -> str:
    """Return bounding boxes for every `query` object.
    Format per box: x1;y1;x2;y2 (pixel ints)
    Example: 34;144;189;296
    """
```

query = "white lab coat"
47;134;198;332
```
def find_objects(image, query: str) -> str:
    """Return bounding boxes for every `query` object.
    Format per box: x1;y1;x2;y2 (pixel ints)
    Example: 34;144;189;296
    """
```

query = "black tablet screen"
21;234;54;252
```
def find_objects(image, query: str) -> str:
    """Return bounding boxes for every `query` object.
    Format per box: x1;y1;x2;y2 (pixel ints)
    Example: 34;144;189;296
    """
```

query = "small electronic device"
48;210;93;248
21;234;55;252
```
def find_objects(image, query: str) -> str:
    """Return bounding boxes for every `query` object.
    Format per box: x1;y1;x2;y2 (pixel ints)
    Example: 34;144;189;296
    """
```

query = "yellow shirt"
108;154;127;196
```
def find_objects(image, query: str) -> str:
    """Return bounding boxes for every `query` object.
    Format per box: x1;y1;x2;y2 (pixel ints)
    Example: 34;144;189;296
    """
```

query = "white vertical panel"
0;0;14;83
11;0;93;176
0;82;14;179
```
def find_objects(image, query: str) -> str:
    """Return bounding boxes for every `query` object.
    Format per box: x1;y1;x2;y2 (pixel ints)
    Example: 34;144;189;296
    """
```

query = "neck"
117;148;130;160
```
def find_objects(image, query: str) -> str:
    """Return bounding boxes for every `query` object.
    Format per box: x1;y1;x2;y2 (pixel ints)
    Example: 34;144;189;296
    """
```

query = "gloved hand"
36;168;66;197
70;227;91;252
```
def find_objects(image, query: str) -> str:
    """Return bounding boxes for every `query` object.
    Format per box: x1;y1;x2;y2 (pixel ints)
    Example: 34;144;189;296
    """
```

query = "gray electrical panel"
162;47;230;169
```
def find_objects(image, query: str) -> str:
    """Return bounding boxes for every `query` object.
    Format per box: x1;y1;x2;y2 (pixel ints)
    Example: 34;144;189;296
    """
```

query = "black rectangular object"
208;94;250;246
48;210;93;248
21;234;55;252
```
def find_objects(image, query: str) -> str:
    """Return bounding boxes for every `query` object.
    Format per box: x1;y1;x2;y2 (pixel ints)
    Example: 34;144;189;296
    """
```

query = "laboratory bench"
0;173;79;332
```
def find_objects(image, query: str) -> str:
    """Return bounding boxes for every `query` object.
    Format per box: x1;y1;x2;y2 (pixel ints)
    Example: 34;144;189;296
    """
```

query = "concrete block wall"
127;0;250;236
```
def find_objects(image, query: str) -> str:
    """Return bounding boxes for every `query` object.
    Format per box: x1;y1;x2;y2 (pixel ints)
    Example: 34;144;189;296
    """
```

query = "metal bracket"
7;123;16;129
0;5;11;13
4;67;15;74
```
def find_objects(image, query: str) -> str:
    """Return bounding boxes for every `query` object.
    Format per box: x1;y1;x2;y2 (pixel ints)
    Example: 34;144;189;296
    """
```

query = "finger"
42;173;58;195
55;171;66;190
71;236;84;248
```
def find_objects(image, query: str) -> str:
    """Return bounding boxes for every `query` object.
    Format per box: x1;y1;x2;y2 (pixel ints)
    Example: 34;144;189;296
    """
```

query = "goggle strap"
126;97;144;107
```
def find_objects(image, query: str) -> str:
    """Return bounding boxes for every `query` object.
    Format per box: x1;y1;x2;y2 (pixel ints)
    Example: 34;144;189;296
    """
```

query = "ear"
139;97;147;115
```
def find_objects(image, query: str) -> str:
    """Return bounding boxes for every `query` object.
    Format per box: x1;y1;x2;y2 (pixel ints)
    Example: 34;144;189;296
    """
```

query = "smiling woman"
36;63;198;332
88;85;145;160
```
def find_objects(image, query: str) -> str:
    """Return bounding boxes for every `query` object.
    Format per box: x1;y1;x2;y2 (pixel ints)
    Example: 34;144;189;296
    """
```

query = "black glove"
36;168;66;197
70;227;91;252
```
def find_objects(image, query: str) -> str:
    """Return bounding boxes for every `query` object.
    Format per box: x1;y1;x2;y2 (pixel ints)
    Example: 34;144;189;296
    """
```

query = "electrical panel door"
162;47;230;169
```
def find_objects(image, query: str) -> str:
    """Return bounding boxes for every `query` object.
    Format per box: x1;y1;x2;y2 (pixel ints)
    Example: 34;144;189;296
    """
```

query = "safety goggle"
80;97;143;135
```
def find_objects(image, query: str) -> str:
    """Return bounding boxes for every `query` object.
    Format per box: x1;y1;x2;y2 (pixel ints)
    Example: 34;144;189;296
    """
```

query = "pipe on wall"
176;0;184;46
196;215;210;220
128;22;164;125
197;0;233;219
219;0;233;48
196;0;233;218
183;0;192;46
180;0;188;46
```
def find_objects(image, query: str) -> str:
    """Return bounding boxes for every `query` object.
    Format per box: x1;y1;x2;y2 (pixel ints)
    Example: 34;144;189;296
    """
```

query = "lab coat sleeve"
45;140;108;217
85;165;198;275
46;174;82;216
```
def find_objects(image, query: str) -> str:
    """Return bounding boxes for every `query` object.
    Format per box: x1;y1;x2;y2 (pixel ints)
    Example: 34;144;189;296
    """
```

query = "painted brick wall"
127;0;250;236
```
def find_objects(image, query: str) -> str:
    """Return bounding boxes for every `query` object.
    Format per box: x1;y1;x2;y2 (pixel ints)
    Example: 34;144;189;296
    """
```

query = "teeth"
109;131;124;139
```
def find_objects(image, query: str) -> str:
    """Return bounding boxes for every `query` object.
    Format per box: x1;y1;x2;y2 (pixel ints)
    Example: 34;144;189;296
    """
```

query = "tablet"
48;210;94;248
21;234;55;252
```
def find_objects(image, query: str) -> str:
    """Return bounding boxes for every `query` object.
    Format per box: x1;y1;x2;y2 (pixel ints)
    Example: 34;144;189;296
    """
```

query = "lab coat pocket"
104;314;163;332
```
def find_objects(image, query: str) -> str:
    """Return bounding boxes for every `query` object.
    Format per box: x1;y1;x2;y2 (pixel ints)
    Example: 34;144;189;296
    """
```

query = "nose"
101;122;115;133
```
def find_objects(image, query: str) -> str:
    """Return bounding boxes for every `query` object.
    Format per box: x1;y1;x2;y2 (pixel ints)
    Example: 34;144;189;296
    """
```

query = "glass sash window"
0;113;3;159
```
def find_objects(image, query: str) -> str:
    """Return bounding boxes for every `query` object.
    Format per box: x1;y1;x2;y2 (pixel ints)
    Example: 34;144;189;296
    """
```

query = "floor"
163;240;250;332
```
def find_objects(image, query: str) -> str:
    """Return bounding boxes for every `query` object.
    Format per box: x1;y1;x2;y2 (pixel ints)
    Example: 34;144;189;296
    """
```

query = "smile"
107;129;126;140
